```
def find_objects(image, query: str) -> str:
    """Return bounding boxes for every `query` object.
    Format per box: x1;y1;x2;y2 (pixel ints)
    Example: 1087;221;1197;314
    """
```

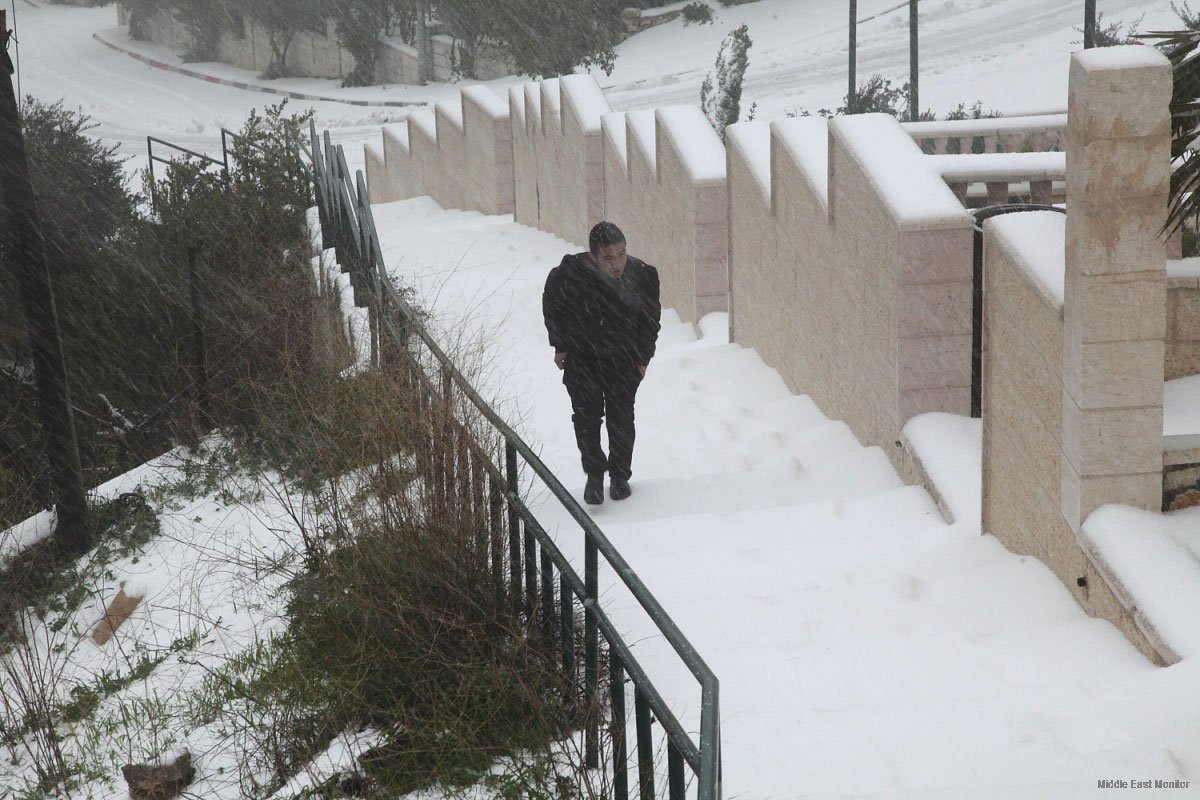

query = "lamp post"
849;0;857;108
909;0;919;121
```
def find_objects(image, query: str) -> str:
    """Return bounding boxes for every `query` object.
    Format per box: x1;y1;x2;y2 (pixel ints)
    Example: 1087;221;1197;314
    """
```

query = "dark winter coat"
542;253;661;365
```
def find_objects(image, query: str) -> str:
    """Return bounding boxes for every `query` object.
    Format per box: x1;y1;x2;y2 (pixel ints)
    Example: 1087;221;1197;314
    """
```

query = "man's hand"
554;352;567;370
638;364;647;379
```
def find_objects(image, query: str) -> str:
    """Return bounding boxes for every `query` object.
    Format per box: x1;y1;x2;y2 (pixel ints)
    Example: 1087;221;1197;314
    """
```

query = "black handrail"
309;120;722;800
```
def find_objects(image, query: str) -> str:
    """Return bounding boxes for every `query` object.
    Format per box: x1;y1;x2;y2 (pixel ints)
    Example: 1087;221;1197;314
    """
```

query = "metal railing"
308;119;722;800
147;127;307;213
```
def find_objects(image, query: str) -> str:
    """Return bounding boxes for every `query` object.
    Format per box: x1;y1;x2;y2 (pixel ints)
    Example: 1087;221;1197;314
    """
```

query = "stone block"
1171;286;1200;341
696;184;728;225
1066;137;1170;201
1061;461;1163;530
1064;268;1166;344
989;361;1061;485
1067;52;1172;140
898;334;971;391
1166;341;1200;381
988;313;1062;436
898;280;972;338
898;385;971;422
983;416;1066;567
987;244;1064;367
695;251;730;297
1065;195;1168;277
1061;391;1164;476
1062;337;1164;409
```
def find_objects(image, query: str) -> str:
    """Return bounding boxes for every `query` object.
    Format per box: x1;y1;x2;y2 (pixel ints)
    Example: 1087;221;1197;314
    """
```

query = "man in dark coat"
542;221;661;505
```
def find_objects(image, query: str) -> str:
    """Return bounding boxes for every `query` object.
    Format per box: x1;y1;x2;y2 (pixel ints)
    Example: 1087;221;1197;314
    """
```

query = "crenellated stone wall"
364;86;512;217
602;106;728;321
509;77;609;249
727;113;974;455
364;54;1193;662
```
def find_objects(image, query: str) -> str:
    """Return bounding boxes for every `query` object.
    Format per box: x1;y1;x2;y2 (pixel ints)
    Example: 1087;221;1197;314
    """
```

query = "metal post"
187;245;209;423
0;35;90;554
611;650;629;800
909;0;919;121
416;1;432;84
668;742;685;800
560;576;576;707
505;441;521;610
848;0;857;108
584;538;599;768
1084;0;1096;48
635;687;654;798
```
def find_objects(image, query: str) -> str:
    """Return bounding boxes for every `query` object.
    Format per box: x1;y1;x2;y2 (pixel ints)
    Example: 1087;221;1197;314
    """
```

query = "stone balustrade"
903;113;1067;155
928;151;1065;205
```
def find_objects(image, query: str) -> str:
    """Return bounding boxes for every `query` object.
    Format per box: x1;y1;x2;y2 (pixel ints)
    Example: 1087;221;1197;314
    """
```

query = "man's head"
589;221;628;278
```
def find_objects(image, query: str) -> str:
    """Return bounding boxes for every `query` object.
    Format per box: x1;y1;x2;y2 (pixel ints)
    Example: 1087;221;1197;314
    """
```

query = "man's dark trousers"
563;356;642;481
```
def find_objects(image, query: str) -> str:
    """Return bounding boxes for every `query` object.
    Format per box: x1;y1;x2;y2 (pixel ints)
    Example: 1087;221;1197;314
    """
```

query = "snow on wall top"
539;79;561;130
462;85;508;120
831;114;967;227
929;151;1066;183
655;105;726;185
435;100;464;133
986;211;1066;308
382;121;409;152
409;109;437;142
627;109;657;173
1082;503;1200;661
602;112;629;174
726;121;772;204
772;117;829;207
559;75;610;135
508;85;526;129
903;113;1067;139
1075;44;1170;71
1168;257;1200;282
1165;373;1200;450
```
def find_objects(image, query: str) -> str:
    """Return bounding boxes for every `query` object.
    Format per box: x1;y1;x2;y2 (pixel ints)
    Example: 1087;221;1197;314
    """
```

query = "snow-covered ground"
6;0;1200;797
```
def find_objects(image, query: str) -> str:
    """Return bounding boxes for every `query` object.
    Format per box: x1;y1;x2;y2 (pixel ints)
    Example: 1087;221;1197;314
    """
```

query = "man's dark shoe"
584;474;604;505
609;477;632;501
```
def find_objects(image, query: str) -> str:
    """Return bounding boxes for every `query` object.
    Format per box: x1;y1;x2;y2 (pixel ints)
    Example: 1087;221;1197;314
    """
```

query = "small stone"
121;751;195;800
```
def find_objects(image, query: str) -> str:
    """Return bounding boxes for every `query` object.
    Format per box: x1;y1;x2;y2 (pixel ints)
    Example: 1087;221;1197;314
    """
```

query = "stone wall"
123;4;511;82
509;77;609;249
362;52;1194;662
602;106;728;321
726;113;974;455
364;87;513;217
981;46;1173;664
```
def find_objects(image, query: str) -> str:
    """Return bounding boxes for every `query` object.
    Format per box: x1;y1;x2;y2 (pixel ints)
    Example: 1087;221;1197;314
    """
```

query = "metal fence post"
506;441;521;613
585;538;599;768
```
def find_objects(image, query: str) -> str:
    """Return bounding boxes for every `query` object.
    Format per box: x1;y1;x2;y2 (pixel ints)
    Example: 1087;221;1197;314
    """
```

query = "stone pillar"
1061;46;1170;530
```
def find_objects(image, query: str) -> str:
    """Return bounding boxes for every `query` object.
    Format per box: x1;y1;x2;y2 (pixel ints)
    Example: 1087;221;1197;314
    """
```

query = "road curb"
91;30;422;108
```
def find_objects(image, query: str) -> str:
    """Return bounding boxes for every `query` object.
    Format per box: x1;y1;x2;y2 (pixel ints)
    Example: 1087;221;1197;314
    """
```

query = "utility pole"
1084;0;1096;48
416;1;431;85
909;0;919;121
848;0;857;109
0;17;91;554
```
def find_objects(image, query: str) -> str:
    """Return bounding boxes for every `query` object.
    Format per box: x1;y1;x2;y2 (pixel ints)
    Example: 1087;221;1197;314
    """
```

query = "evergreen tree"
700;23;752;142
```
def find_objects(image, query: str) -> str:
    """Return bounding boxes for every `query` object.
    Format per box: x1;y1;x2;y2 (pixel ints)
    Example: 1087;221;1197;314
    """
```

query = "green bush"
682;1;714;25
